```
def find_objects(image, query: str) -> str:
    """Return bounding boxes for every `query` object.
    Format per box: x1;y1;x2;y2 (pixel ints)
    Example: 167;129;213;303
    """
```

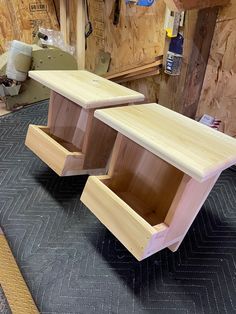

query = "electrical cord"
85;0;93;38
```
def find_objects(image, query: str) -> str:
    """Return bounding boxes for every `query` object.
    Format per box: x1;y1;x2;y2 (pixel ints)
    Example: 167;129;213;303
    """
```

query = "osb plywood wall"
0;0;59;54
197;1;236;137
85;0;166;102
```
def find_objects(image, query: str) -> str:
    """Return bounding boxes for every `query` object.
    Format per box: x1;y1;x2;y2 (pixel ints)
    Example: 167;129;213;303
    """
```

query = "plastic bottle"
6;40;32;82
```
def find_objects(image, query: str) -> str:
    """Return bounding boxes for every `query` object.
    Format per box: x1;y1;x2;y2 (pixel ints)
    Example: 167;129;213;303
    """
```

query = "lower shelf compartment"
25;125;85;176
81;175;172;261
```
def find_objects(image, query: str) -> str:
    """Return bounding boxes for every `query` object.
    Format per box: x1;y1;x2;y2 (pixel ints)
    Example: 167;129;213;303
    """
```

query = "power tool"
125;0;155;7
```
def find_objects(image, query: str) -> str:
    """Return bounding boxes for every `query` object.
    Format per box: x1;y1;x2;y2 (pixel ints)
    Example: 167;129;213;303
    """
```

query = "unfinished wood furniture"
81;103;236;261
25;70;144;176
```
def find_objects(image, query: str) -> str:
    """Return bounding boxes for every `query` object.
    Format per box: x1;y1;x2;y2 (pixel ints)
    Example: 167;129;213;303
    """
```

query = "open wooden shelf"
25;125;85;176
25;92;118;176
100;136;184;226
81;174;170;261
81;134;185;260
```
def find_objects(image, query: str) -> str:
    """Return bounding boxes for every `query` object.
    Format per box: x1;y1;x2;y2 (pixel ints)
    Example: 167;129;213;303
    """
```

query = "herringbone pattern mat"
0;101;235;314
0;285;11;314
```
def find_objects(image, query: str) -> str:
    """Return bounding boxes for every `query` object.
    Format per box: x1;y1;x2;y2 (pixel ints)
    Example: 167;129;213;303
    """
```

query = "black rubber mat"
0;101;235;314
0;286;11;314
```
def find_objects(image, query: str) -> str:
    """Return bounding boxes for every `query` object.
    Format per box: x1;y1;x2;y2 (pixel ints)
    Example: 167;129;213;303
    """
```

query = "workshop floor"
0;101;10;117
0;101;235;314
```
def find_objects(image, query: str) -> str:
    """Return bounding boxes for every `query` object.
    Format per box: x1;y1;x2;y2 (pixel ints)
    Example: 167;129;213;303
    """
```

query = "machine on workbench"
0;31;77;111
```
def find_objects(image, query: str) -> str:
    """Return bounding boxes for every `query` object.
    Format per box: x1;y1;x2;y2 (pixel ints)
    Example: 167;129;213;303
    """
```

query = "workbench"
81;103;236;260
25;70;144;176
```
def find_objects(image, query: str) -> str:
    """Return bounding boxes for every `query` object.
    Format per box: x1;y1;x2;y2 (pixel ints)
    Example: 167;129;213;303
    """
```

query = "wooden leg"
164;173;221;251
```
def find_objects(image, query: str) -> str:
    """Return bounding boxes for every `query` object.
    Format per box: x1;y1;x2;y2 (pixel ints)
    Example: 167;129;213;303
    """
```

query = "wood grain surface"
197;1;236;137
29;70;145;108
164;0;229;11
25;125;84;176
81;175;169;261
84;0;165;103
0;0;59;54
95;103;236;182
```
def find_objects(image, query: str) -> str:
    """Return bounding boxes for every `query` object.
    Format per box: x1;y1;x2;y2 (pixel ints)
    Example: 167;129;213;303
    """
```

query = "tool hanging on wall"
125;0;155;6
113;0;122;25
85;0;93;47
114;0;155;26
164;8;184;37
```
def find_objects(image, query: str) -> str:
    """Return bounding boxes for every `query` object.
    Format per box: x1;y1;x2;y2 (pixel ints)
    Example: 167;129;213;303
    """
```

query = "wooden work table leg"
164;173;220;252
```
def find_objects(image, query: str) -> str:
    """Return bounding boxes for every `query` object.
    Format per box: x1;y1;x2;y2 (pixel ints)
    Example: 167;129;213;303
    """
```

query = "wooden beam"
76;0;86;69
159;7;219;118
164;0;229;11
60;0;69;44
103;58;162;83
116;69;161;83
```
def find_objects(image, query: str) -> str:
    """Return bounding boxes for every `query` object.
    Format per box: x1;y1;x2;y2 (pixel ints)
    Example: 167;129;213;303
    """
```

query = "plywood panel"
197;1;236;137
85;0;166;103
159;7;219;118
104;1;165;73
0;0;59;54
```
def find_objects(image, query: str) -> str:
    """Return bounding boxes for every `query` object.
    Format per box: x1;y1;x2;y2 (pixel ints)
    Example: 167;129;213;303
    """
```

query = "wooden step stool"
25;70;144;176
81;103;236;261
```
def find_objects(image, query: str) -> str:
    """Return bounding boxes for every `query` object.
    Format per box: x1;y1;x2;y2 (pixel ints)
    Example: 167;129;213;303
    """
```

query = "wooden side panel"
81;175;165;261
197;1;236;137
164;173;220;251
105;134;184;222
82;114;117;169
0;0;59;54
106;133;145;192
129;149;183;222
72;108;90;150
47;92;83;149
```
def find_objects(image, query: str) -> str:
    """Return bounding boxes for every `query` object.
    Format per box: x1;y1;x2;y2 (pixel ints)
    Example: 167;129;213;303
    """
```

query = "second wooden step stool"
25;70;144;176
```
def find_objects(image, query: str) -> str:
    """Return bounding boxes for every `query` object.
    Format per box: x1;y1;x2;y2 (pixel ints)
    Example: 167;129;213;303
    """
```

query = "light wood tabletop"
95;103;236;182
29;70;145;109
